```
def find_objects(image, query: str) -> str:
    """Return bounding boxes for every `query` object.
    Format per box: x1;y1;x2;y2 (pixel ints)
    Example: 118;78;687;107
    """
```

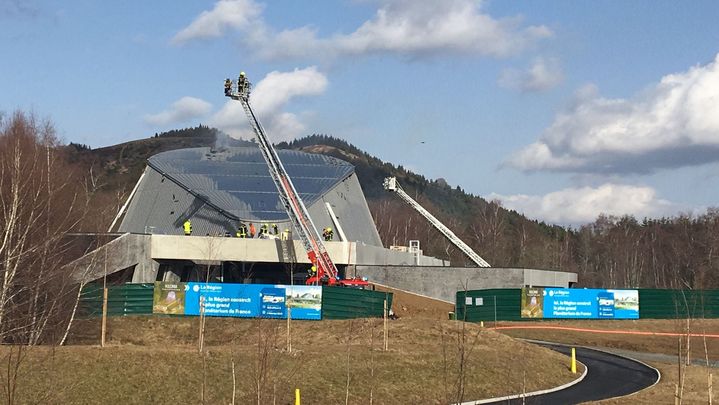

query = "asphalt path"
484;342;660;404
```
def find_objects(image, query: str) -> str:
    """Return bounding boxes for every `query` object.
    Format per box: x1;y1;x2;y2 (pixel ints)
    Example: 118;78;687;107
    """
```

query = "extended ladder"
225;74;339;283
383;177;491;267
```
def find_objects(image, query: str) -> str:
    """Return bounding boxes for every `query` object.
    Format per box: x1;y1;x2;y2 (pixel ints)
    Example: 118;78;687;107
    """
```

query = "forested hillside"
66;128;719;290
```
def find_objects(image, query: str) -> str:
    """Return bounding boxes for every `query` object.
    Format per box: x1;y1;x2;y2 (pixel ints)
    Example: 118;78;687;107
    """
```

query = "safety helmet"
240;71;246;76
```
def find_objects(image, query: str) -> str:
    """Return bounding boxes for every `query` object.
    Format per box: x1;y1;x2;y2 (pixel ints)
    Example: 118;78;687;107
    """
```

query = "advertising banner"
152;282;186;315
521;287;639;319
152;282;322;320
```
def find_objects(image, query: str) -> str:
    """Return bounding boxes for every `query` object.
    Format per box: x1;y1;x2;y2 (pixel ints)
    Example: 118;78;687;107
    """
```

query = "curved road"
484;342;660;404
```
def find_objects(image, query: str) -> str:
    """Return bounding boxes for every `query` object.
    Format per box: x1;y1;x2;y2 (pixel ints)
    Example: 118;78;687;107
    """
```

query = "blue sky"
2;0;719;225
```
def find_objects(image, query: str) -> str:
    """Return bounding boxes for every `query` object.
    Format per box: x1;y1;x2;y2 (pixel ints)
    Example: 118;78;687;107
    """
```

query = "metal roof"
146;146;354;222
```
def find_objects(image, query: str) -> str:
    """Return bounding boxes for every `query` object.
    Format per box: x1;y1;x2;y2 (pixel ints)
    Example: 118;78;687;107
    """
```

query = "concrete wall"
149;234;446;267
150;235;350;264
354;244;448;266
354;265;577;303
524;268;578;288
67;233;156;284
67;233;462;284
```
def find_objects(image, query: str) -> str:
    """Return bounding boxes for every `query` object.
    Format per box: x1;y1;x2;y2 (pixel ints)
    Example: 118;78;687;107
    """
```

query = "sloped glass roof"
147;146;354;221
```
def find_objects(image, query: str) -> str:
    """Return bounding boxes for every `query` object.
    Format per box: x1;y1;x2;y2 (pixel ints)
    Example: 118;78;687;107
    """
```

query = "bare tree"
0;111;92;344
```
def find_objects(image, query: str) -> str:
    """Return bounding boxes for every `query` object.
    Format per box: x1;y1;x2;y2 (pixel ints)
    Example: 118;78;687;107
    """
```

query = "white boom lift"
225;73;367;287
383;177;491;267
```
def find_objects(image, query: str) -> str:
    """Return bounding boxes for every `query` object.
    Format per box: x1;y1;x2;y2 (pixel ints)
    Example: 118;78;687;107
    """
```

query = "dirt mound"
373;284;454;320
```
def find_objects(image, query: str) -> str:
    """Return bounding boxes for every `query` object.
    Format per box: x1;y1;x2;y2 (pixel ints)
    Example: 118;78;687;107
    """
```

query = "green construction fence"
80;283;154;317
455;288;719;322
638;289;719;319
455;289;524;322
321;286;393;319
79;283;391;320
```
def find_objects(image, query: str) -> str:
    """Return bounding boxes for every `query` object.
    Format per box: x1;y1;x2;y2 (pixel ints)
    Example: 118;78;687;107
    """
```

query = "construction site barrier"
456;288;719;322
321;286;393;319
79;283;392;320
80;283;154;317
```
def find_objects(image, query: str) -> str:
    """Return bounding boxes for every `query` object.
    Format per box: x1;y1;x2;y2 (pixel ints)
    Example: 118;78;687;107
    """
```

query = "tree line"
371;198;719;290
283;134;719;290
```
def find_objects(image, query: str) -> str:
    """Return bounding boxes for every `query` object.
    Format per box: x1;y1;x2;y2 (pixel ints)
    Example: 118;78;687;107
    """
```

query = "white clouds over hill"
507;54;719;174
173;0;552;60
491;183;677;225
144;97;212;126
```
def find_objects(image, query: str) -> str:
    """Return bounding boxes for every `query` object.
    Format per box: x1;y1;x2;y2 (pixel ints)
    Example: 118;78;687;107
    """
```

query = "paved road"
485;342;660;404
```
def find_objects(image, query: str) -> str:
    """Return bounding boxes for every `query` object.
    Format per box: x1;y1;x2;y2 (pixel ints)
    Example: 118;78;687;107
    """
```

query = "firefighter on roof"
322;227;333;241
183;219;192;236
237;223;247;238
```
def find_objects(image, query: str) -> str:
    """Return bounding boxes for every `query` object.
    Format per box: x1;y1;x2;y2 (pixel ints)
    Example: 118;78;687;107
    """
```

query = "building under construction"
68;144;575;302
68;73;576;302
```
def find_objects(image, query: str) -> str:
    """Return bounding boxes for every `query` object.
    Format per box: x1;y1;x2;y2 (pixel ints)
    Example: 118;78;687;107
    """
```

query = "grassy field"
495;318;719;361
0;316;581;404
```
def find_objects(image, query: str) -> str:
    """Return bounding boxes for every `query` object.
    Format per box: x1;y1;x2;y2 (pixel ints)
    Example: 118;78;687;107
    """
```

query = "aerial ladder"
383;177;491;267
225;73;368;287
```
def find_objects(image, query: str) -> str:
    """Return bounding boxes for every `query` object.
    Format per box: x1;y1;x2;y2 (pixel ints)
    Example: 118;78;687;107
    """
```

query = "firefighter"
272;223;278;235
238;71;247;94
183;219;192;236
308;265;317;276
249;222;256;238
236;223;247;238
322;227;333;241
281;228;290;241
260;223;268;236
224;78;232;96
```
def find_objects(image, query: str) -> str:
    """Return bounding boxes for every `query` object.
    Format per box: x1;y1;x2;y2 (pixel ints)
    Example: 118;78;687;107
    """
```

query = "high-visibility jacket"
237;227;247;238
260;224;268;234
183;220;192;235
323;228;333;241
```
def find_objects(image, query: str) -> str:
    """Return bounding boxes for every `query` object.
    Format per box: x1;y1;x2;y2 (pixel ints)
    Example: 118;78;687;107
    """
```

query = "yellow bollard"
295;388;300;405
571;347;577;374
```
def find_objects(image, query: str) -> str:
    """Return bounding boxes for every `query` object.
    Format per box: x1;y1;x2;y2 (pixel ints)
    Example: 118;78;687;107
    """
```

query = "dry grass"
0;316;582;404
496;318;719;361
592;363;716;404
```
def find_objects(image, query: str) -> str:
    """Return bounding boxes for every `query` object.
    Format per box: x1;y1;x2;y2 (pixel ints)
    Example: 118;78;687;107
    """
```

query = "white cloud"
144;97;212;126
490;184;676;225
173;0;552;59
209;66;328;141
506;54;719;174
498;57;563;92
171;0;263;44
